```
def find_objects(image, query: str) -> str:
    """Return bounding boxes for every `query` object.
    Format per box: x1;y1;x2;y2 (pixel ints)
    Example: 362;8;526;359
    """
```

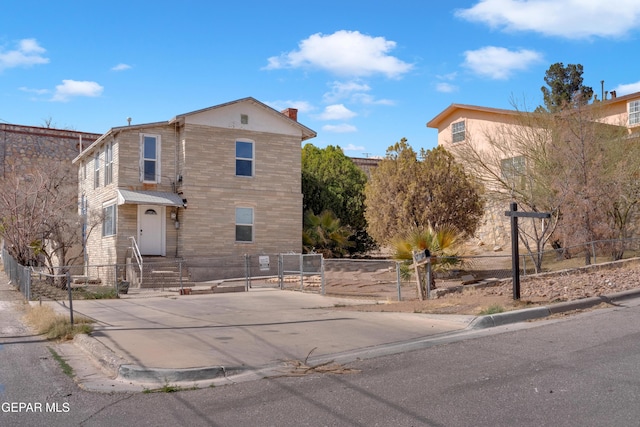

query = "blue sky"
1;1;640;157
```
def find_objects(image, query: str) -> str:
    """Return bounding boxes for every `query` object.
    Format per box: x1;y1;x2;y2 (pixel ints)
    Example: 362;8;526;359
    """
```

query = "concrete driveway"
64;289;474;373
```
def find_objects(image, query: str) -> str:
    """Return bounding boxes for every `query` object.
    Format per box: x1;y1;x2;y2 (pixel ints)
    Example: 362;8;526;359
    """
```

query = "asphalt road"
3;293;640;426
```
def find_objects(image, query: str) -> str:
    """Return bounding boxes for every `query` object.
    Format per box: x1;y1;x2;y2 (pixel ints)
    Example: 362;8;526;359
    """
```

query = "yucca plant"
391;224;467;290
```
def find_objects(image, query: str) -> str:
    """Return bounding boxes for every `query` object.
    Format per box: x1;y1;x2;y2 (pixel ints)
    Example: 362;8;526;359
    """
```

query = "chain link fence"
4;237;640;301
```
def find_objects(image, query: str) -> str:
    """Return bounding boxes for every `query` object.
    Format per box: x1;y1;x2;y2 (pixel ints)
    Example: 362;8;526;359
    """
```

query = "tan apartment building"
73;97;316;279
427;91;640;247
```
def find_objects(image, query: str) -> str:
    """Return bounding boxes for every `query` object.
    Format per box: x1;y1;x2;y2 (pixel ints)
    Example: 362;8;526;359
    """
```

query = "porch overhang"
117;189;185;207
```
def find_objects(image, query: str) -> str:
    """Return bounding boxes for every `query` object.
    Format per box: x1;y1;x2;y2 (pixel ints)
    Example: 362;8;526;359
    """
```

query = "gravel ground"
330;260;640;315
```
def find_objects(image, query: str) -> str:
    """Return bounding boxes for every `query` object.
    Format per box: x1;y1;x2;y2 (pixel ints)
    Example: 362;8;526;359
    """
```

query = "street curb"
117;364;245;383
470;289;640;329
73;333;127;378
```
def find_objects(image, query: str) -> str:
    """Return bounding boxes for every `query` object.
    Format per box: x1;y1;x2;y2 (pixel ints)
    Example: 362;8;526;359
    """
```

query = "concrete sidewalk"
49;289;475;391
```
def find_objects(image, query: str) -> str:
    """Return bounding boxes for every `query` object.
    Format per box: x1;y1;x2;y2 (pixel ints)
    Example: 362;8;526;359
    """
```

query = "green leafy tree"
540;63;593;112
301;144;373;253
364;139;484;245
302;210;354;257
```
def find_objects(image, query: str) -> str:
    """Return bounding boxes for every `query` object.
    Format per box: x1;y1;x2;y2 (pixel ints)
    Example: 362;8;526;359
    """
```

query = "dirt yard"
328;262;640;316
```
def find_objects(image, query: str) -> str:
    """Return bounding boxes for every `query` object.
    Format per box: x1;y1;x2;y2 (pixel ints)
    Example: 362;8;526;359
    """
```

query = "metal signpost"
505;202;551;300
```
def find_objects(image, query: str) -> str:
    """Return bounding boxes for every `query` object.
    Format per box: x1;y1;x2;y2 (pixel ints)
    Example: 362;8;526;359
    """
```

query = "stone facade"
74;98;316;268
0;124;99;176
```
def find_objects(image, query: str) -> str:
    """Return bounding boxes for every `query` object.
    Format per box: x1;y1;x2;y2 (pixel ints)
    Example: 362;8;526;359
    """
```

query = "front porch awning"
117;189;185;207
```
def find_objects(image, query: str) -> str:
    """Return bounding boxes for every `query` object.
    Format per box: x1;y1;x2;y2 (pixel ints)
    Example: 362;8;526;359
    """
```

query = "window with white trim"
104;143;113;185
94;152;100;188
452;121;465;143
629;101;640;126
102;203;117;237
235;140;254;177
501;156;526;188
141;134;160;183
235;207;253;242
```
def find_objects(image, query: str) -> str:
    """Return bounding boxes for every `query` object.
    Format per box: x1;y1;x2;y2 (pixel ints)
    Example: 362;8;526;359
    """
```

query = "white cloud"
463;46;543;79
436;82;458;93
323;80;371;103
322;124;357;133
456;0;640;39
342;144;366;152
614;81;640;96
51;80;104;102
19;86;50;95
323;80;394;106
265;30;413;78
0;38;49;71
316;104;357;121
111;63;131;71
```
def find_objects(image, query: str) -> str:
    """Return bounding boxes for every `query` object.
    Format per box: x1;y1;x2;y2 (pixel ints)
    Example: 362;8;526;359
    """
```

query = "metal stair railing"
128;236;143;286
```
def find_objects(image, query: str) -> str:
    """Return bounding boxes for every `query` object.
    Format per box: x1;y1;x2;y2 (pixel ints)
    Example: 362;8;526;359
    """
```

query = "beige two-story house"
427;91;640;247
73;97;316;277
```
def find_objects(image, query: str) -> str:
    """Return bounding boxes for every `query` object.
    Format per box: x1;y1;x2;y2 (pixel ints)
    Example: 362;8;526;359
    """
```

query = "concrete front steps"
140;257;197;290
139;257;245;294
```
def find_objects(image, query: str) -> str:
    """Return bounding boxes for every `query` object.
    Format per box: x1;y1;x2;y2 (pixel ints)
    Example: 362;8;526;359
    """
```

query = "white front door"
138;205;164;255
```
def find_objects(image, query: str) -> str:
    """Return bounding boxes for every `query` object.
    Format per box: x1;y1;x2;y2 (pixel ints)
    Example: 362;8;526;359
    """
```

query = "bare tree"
455;99;636;269
0;161;100;286
452;104;561;272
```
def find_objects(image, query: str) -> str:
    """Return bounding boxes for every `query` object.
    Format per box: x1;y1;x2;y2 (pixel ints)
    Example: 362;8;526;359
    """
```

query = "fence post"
244;254;249;292
426;260;432;300
278;254;283;290
320;256;325;296
26;265;31;301
591;242;597;265
300;254;304;291
396;262;402;301
522;254;527;277
66;272;74;326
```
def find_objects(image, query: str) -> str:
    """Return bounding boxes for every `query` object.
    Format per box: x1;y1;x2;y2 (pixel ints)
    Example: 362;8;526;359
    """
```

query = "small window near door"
102;203;116;237
235;207;253;242
145;209;157;215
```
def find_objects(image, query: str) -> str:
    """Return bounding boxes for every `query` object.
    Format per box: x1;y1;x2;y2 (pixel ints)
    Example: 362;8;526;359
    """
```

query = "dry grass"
23;304;93;341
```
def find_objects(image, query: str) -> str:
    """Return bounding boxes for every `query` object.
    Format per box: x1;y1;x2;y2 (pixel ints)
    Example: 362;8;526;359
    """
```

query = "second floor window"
629;101;640;126
104;143;113;185
94;152;100;188
141;134;160;183
501;156;526;189
236;140;254;177
452;121;465;143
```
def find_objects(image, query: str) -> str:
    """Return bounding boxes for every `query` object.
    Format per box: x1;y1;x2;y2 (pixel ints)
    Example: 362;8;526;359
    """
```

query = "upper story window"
141;134;161;183
501;156;526;189
104;143;113;185
452;121;465;143
629;101;640;126
240;114;249;125
93;152;100;189
236;140;254;177
235;207;253;242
